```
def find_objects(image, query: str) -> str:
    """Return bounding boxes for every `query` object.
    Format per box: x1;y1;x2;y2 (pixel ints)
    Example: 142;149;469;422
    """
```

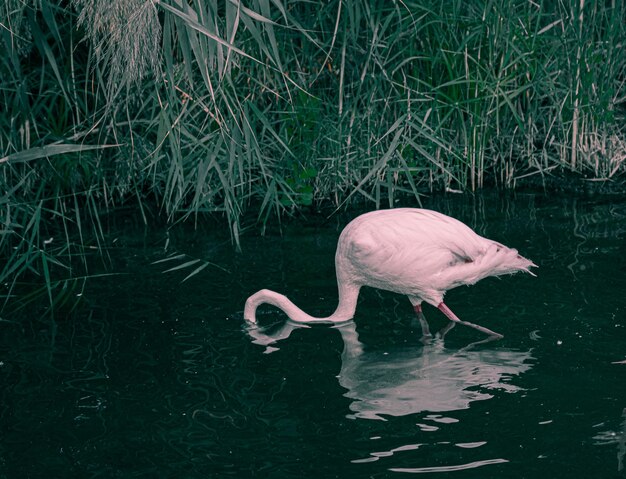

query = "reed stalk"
1;0;625;311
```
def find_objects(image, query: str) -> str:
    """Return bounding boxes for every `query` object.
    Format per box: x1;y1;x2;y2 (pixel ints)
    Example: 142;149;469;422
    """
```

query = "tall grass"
1;0;626;311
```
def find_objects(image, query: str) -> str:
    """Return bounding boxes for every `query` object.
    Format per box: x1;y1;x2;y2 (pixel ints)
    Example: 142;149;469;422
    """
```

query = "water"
1;193;625;478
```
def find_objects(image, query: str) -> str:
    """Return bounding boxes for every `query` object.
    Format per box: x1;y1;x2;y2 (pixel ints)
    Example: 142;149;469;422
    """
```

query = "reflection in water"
593;407;626;473
245;320;533;420
246;320;312;354
622;410;626;473
336;323;533;420
388;457;509;474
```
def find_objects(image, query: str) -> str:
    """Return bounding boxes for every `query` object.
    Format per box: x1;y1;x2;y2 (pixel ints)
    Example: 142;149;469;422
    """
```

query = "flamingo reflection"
245;320;533;420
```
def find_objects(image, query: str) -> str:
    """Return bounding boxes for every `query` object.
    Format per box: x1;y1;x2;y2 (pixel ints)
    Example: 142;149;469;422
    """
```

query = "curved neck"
244;283;361;324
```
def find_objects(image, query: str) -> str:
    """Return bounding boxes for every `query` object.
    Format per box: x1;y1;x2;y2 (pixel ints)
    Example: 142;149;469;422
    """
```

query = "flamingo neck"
244;283;360;324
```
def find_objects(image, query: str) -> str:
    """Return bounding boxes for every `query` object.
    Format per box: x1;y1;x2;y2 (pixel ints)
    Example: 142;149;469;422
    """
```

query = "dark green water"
1;193;625;478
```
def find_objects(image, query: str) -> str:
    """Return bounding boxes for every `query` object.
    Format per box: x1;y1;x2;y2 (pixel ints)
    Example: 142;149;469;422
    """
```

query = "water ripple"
389;457;509;474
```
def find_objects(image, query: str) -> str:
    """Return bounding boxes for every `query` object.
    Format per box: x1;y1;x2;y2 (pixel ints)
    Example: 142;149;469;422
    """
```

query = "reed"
1;0;625;311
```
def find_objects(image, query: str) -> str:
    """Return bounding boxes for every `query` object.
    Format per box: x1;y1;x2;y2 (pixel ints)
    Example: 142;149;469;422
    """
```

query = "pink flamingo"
244;208;536;338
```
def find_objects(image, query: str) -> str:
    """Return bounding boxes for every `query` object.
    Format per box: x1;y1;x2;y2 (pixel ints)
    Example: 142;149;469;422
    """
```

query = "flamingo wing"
338;209;490;303
337;208;534;306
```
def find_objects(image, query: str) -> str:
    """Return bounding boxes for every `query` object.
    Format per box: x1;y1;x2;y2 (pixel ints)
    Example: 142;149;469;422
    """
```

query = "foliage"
1;0;626;311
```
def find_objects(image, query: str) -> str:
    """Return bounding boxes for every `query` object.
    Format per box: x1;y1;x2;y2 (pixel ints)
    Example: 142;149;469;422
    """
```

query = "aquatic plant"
1;0;625;311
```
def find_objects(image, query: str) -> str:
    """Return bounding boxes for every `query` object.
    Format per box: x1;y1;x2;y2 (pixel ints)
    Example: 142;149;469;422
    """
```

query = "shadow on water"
2;192;626;477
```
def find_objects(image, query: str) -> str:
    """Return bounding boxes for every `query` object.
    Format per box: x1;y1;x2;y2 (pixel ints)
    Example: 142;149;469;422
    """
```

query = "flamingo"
244;208;536;338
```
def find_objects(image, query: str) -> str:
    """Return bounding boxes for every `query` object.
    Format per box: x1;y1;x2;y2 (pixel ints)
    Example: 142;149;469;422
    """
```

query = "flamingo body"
244;208;536;337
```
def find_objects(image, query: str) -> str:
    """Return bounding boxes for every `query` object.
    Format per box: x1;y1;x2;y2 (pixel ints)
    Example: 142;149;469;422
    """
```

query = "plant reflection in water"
593;407;626;473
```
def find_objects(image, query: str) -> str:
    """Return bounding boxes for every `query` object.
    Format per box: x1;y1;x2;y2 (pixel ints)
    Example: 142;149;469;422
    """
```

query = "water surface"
1;193;625;477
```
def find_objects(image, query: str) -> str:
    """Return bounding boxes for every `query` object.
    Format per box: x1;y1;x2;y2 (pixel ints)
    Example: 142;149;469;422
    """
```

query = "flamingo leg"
412;304;432;339
436;321;456;339
437;302;503;339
